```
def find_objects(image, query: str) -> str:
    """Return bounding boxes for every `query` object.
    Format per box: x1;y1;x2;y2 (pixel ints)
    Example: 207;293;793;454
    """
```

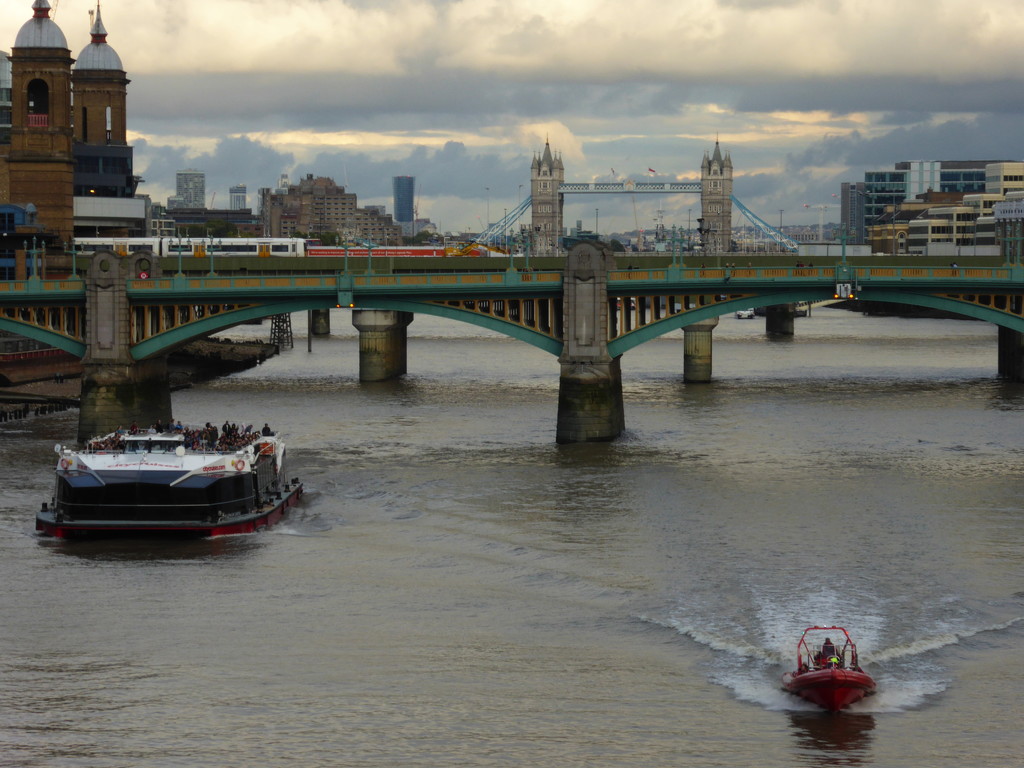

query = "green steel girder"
856;289;1024;332
353;298;564;355
0;317;86;356
606;287;1024;357
607;288;834;357
130;298;334;360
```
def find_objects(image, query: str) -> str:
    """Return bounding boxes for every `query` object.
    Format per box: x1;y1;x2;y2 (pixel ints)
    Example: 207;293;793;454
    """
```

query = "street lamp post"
595;208;599;235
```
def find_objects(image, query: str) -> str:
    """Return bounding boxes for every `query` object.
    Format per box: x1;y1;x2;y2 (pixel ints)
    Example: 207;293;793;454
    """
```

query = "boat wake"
640;605;1024;713
867;616;1024;663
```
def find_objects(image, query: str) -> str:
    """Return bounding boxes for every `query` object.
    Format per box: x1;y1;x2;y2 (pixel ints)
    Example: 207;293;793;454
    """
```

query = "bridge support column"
765;303;795;336
556;242;624;443
310;308;331;336
352;309;413;382
998;326;1024;381
683;317;719;382
79;358;172;441
77;251;171;442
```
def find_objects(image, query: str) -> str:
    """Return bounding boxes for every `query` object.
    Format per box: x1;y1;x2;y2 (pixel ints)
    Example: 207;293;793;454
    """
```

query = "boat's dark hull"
36;483;303;539
782;668;876;712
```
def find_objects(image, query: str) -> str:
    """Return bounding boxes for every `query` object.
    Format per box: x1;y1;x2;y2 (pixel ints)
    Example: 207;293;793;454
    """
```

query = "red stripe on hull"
37;485;303;539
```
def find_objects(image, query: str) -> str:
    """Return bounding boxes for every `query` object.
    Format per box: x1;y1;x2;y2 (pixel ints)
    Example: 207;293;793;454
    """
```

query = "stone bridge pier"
998;327;1024;381
556;242;624;443
683;317;719;382
352;309;413;381
78;252;172;442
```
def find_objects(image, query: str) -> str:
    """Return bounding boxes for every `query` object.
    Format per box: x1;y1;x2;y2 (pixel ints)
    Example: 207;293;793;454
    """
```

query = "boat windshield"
124;439;181;454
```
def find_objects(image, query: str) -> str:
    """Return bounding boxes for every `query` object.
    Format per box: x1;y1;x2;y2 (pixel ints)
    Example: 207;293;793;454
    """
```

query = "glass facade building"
392;176;415;231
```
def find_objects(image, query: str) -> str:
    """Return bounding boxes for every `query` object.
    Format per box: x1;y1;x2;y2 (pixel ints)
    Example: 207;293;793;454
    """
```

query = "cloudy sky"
6;0;1024;235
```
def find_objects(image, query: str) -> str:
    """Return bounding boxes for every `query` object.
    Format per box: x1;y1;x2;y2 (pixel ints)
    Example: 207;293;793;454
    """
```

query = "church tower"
7;0;75;244
700;140;733;254
530;140;564;257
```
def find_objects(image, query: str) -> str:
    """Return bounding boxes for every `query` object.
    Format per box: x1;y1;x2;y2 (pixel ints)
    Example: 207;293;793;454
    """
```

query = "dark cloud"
295;141;527;202
128;72;702;138
136;136;294;206
729;76;1024;116
784;115;1023;173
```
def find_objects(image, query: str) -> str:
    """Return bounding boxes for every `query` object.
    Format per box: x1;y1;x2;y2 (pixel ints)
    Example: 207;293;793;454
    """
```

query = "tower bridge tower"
530;140;564;258
700;140;733;253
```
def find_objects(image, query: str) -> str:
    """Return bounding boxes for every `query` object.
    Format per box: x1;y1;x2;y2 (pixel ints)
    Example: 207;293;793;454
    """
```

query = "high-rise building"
230;183;247;210
392;176;415;234
840;182;867;243
175;169;205;208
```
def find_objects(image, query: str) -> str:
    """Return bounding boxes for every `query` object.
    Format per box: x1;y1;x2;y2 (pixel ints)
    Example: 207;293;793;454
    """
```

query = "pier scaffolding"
270;314;293;349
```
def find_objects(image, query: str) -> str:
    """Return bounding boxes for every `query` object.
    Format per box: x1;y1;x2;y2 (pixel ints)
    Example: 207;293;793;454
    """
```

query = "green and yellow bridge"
4;244;1024;441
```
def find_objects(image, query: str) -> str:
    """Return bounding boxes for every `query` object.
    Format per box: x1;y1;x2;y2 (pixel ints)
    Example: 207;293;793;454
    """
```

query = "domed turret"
14;0;69;50
75;4;124;71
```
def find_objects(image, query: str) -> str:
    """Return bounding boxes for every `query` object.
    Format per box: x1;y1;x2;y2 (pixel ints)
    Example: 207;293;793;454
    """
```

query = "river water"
1;308;1022;767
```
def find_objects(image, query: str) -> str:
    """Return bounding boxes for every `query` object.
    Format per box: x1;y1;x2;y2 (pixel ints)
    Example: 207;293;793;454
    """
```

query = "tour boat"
782;626;876;712
37;424;303;538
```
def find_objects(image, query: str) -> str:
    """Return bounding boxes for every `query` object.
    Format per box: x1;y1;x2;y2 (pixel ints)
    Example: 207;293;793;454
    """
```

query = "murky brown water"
2;308;1022;766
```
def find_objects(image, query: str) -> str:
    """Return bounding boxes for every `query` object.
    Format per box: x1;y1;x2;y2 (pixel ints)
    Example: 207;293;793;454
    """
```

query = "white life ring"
60;458;71;470
233;459;245;471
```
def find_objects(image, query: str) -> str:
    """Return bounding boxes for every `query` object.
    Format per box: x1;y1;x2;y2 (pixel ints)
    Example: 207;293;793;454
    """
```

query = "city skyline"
3;0;1022;235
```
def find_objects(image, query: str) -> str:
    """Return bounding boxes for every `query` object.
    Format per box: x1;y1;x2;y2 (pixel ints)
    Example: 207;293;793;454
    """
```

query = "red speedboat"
782;626;876;712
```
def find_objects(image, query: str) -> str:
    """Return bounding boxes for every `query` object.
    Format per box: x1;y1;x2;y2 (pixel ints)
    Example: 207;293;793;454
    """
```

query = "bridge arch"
0;317;86;356
606;289;1024;358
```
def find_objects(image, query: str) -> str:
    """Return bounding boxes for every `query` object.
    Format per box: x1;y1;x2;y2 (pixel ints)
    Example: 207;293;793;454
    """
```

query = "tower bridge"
4;246;1024;444
477;138;795;254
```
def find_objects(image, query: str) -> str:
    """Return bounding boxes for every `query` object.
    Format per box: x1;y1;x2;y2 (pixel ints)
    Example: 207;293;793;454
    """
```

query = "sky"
5;0;1024;236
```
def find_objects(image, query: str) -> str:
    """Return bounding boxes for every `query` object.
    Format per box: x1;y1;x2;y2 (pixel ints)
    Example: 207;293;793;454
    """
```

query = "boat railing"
796;632;858;671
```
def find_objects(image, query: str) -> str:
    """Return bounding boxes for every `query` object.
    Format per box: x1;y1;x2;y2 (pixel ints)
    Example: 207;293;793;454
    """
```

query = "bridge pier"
556;242;624;443
352;309;413;381
683;317;719;382
998;327;1024;381
77;251;172;442
79;358;172;441
310;308;331;336
765;303;796;336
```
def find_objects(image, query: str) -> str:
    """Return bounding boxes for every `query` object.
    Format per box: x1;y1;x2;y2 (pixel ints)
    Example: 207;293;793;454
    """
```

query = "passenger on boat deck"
820;638;836;663
261;423;273;436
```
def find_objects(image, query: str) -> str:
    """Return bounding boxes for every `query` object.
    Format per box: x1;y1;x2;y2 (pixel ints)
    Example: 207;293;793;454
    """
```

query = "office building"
260;174;402;243
230;184;247;210
392;175;415;235
175;169;205;209
845;160;1013;247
